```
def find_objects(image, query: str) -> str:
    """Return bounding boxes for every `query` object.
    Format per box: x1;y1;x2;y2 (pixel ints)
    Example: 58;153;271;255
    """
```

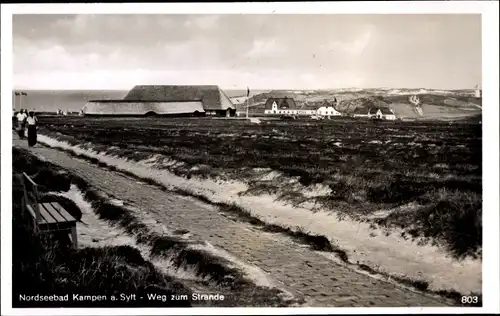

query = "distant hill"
377;94;481;119
234;89;482;119
336;96;389;113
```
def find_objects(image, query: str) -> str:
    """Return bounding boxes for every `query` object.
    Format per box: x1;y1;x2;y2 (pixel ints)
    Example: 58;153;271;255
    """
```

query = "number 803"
461;296;479;304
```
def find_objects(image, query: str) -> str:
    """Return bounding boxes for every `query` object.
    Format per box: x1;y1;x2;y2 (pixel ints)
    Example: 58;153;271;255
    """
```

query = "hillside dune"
235;89;482;119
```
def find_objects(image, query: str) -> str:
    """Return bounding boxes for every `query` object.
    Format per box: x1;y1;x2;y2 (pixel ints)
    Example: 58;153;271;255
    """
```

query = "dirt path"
13;137;451;307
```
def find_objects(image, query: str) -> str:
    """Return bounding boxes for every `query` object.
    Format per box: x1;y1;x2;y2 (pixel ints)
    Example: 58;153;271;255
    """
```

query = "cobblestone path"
13;137;452;307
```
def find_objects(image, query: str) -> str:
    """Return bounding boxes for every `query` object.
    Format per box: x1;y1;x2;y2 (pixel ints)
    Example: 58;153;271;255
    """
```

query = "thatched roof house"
264;97;297;111
368;107;394;116
82;85;235;117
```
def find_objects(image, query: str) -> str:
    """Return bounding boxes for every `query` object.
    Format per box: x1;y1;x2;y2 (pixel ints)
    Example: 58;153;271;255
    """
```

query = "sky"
12;14;482;90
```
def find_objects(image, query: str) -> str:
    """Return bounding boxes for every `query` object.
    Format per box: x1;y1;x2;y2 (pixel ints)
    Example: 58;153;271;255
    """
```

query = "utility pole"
246;87;250;119
246;98;249;119
21;92;28;111
14;92;20;112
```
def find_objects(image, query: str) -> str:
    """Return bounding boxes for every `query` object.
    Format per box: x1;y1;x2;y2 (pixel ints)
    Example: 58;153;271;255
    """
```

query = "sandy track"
53;186;279;307
13;137;451;307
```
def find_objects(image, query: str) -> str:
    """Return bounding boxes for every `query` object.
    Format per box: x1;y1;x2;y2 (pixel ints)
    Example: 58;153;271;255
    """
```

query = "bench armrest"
26;204;37;221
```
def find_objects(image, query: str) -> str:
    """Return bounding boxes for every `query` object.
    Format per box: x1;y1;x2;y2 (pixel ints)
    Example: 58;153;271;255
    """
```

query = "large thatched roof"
123;85;234;110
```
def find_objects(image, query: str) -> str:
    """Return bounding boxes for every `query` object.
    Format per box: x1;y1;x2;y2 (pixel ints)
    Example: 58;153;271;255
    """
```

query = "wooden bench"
20;172;78;248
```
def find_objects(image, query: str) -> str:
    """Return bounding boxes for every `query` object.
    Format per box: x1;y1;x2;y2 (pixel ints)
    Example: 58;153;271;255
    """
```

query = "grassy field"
38;116;482;259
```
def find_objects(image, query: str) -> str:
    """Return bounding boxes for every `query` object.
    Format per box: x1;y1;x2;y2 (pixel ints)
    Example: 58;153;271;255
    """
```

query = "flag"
15;92;20;96
247;87;250;97
21;92;27;96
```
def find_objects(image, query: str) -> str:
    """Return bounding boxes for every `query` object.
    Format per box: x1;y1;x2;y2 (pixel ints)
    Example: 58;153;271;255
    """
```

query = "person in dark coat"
26;111;38;147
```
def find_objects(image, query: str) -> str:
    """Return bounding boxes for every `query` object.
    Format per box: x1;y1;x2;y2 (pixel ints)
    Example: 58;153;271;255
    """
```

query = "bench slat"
46;202;77;223
40;203;65;224
38;206;57;225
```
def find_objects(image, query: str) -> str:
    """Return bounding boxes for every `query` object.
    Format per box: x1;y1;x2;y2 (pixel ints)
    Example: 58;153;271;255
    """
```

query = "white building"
352;108;370;118
475;85;482;98
264;97;317;116
316;106;341;117
368;107;396;120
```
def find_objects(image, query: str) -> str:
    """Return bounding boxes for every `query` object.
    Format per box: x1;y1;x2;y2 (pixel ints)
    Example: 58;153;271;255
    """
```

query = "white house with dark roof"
316;100;341;117
351;107;396;120
351;108;370;118
316;106;341;116
368;107;396;120
264;97;316;116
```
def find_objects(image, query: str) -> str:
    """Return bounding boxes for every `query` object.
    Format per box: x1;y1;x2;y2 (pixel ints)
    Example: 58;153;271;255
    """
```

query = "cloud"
14;66;368;90
185;15;220;29
14;43;75;72
14;38;132;75
12;14;482;89
14;69;150;90
162;39;223;70
15;14;193;47
69;14;96;35
322;27;374;56
244;38;284;58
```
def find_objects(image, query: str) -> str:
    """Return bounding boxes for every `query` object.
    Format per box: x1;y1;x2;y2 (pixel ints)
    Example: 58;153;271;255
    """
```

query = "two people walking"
15;109;38;147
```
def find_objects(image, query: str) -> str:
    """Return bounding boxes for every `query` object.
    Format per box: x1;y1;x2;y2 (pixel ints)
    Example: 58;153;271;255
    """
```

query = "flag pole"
246;87;249;119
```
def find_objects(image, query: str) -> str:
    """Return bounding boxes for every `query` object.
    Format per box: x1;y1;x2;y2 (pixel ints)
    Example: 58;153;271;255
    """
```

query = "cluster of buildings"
262;97;342;118
261;96;396;120
81;85;397;120
351;107;397;120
